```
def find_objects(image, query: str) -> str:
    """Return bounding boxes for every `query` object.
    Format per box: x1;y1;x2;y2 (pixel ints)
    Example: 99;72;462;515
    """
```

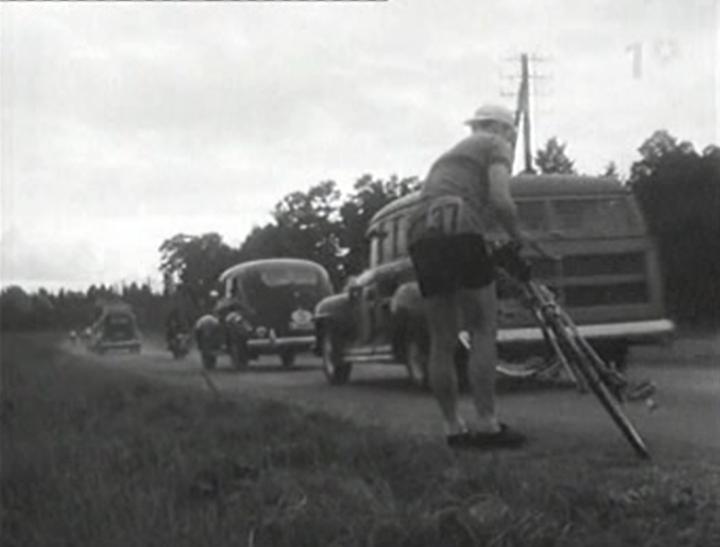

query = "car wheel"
201;352;216;370
321;333;352;385
280;351;295;368
405;335;429;389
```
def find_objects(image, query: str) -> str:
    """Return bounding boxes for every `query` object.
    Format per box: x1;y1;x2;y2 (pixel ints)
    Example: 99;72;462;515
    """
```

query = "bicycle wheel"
550;322;650;459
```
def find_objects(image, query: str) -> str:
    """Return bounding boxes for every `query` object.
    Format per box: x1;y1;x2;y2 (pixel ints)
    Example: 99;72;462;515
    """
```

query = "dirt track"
66;336;720;463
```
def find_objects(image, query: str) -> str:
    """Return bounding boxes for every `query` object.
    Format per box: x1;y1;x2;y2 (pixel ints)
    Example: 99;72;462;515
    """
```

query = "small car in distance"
195;258;333;370
86;302;142;354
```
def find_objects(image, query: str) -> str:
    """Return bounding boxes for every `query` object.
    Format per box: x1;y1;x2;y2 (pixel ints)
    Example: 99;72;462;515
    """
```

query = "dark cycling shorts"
408;234;495;298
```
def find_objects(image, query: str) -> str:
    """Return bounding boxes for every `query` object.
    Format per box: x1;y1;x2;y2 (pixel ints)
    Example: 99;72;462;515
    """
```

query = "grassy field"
2;333;718;547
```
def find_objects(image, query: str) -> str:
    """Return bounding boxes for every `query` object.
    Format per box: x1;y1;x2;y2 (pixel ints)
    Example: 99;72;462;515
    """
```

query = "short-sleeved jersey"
408;131;513;244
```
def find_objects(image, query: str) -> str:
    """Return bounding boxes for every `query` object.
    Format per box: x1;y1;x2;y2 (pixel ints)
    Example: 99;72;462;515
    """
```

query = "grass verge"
2;333;718;547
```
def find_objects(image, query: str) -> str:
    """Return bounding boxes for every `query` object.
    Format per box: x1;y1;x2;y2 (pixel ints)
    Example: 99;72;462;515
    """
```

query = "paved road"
70;339;720;463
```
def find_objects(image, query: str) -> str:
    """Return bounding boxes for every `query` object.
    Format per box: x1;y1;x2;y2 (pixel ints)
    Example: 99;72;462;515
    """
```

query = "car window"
370;221;387;266
484;199;548;234
107;314;132;326
259;267;319;287
552;196;641;236
516;200;549;231
382;221;395;262
391;216;408;259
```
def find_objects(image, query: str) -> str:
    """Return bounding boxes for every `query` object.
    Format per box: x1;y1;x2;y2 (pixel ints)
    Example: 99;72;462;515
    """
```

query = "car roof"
368;174;628;229
218;258;330;283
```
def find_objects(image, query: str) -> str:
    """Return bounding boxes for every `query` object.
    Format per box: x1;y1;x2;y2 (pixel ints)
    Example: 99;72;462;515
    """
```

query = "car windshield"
106;314;132;326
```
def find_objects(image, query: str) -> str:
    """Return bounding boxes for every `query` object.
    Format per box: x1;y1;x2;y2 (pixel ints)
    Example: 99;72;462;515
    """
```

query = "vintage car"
314;174;675;387
195;258;333;370
86;302;142;354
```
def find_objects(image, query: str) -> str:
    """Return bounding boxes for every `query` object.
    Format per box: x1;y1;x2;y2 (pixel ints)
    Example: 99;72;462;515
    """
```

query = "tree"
629;130;720;325
159;232;240;309
238;181;346;286
0;286;33;330
236;174;421;287
339;174;421;276
534;137;577;174
602;161;620;180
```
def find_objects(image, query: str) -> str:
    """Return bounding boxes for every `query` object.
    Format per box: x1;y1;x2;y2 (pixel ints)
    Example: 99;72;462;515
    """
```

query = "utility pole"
501;52;551;174
519;54;533;173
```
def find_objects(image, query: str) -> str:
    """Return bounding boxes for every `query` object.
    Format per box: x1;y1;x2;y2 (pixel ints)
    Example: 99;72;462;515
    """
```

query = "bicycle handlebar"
491;240;559;283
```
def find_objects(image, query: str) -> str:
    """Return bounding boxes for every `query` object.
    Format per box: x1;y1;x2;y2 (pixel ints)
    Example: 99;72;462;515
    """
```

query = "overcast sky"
1;0;718;291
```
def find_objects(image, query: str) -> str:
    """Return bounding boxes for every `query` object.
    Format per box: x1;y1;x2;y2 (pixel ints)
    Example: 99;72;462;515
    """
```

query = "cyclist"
408;104;528;449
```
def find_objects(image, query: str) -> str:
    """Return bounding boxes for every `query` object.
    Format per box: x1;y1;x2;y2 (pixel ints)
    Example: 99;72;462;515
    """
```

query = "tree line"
0;282;166;332
2;130;718;331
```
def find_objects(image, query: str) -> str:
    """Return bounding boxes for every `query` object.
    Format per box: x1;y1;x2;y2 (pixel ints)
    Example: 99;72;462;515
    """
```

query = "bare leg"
459;283;501;433
424;293;465;435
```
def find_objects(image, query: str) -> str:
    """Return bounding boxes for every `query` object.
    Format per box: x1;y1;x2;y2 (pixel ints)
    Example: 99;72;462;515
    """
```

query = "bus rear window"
486;200;548;234
552;197;641;236
516;201;549;232
260;268;319;287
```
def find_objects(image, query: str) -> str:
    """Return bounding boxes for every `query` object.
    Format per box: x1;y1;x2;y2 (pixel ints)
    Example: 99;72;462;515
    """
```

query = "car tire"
201;352;217;371
321;333;352;385
405;335;429;389
280;351;295;368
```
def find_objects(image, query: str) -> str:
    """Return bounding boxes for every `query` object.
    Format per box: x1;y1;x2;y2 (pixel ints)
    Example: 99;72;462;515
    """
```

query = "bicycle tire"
550;321;650;459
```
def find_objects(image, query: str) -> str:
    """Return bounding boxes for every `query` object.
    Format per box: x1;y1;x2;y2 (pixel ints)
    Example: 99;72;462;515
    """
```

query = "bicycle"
489;241;655;459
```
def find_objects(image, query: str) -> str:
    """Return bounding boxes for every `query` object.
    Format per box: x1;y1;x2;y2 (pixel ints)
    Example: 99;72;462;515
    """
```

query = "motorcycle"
168;331;192;359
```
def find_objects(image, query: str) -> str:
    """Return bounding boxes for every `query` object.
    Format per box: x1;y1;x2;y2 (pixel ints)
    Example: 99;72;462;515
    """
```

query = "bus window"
376;222;387;265
369;222;387;268
553;197;641;236
516;200;549;232
394;216;407;258
483;200;547;235
390;217;405;259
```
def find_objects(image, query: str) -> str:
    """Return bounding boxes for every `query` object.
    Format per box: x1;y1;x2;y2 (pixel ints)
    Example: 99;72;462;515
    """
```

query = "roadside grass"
2;334;718;547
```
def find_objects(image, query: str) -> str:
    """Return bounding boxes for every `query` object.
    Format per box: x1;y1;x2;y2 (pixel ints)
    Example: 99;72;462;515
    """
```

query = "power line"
499;53;553;173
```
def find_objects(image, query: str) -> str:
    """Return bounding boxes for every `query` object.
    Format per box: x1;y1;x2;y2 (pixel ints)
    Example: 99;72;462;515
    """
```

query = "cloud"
2;0;717;289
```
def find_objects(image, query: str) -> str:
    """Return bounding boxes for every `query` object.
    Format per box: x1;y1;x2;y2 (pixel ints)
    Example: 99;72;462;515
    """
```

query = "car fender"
194;314;223;350
225;311;252;338
314;293;353;340
390;282;428;354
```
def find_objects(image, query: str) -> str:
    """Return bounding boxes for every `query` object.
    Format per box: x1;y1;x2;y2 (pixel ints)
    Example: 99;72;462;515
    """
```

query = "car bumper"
248;335;315;352
497;318;675;345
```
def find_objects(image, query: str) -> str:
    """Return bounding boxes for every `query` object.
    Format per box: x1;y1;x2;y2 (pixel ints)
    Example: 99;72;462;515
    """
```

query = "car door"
344;270;376;351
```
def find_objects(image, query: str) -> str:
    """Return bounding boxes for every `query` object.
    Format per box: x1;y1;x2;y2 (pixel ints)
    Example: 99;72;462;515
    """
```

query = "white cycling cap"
464;104;515;127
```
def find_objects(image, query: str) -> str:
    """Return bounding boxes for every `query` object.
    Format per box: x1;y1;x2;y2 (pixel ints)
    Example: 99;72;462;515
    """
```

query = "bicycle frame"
513;276;651;459
487;238;653;459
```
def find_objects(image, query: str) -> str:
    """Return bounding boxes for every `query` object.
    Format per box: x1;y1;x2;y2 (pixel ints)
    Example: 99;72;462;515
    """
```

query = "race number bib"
425;196;467;235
